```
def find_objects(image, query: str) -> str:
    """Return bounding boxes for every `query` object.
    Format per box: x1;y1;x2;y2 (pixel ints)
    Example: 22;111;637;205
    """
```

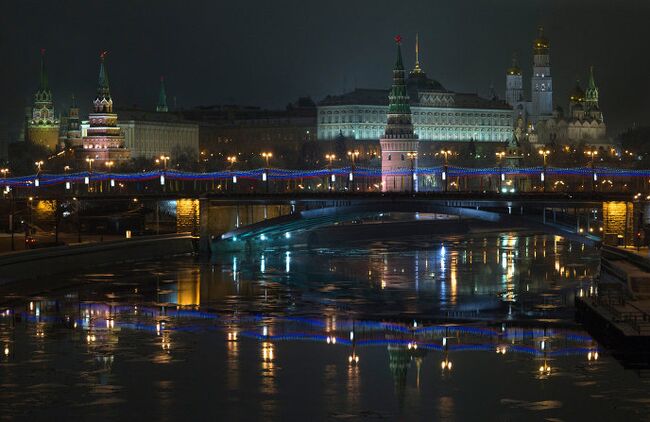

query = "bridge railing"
1;165;650;196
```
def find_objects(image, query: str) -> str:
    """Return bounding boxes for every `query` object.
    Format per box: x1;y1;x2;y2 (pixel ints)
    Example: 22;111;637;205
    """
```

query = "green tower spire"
585;66;599;107
156;76;168;112
383;35;416;139
94;51;113;113
39;48;49;92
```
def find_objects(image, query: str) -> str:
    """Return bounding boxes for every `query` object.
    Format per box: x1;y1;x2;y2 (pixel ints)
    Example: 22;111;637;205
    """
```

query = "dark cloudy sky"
2;0;649;136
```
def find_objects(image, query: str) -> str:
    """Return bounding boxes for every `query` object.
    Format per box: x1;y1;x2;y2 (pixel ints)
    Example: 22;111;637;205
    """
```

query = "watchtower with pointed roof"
78;52;130;164
380;36;419;192
27;49;60;150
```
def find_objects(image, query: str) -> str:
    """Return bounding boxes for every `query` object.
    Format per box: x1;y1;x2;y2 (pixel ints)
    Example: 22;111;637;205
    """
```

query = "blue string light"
0;165;646;189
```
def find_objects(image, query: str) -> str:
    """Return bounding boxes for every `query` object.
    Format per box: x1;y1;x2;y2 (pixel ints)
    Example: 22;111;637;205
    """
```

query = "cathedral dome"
507;65;521;76
569;80;585;103
533;26;550;54
407;71;446;94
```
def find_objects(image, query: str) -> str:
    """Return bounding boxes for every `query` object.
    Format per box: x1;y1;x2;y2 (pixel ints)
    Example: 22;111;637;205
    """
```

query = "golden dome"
507;53;521;76
569;80;585;103
533;26;550;53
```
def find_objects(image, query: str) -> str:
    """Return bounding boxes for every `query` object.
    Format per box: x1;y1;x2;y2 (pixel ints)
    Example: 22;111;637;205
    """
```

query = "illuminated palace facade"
317;37;513;143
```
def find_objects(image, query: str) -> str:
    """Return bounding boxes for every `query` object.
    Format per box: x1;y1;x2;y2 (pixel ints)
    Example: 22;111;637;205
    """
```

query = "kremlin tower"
63;94;82;148
380;36;419;192
27;49;60;150
156;76;168;112
77;52;129;165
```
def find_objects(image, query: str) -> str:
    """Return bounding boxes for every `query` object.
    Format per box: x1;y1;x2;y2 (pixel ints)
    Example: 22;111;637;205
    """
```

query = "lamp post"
104;161;114;192
538;149;550;192
585;149;598;192
325;153;336;191
34;160;44;174
407;151;418;193
85;157;94;172
1;168;8;179
227;156;237;192
160;155;170;170
261;152;272;192
347;150;359;191
495;151;506;193
441;149;452;192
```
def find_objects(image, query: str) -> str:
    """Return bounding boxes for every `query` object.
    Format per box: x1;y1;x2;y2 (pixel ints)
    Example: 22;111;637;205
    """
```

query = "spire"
394;35;404;70
383;35;416;139
70;93;77;109
39;48;49;92
94;51;113;113
156;76;168;112
588;66;596;90
585;65;599;106
412;33;422;74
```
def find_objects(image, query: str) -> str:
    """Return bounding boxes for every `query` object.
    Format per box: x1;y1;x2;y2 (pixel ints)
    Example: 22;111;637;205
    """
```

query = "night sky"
2;0;649;136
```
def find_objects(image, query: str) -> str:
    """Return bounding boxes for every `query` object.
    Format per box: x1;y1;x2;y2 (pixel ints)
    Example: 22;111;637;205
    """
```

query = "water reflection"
0;233;648;420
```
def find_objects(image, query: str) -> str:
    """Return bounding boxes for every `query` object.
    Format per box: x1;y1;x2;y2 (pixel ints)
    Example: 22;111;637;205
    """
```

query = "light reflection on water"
1;233;649;420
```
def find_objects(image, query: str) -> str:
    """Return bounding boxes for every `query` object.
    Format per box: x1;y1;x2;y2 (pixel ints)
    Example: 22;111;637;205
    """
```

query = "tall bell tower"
531;26;553;121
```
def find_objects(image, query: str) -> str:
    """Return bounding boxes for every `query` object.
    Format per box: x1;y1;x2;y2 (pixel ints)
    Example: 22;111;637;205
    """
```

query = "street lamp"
347;150;359;191
441;149;452;192
105;161;114;171
34;160;44;173
585;149;598;192
325;153;336;191
227;156;237;192
496;151;506;192
538;149;550;192
85;157;94;172
0;168;9;178
160;155;170;170
261;152;273;192
407;151;418;193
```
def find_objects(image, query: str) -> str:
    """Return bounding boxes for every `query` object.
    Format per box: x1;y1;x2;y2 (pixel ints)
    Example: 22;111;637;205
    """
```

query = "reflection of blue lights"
285;232;291;239
260;255;265;273
285;251;291;273
260;234;267;241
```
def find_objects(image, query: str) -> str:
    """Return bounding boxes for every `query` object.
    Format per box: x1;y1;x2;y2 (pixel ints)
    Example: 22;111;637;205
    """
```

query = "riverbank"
0;233;197;285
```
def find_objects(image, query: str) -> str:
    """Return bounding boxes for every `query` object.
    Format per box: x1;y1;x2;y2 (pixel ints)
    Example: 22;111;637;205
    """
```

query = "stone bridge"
198;193;647;253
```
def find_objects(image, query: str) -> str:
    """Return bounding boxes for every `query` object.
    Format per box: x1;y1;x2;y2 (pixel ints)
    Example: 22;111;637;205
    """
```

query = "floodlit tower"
27;49;60;150
380;35;419;192
531;26;553;121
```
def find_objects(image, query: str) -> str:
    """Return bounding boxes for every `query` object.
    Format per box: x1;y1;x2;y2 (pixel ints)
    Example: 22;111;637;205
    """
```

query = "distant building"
182;98;316;156
26;50;59;151
117;110;199;160
505;27;608;146
318;36;512;143
59;94;82;148
75;52;130;165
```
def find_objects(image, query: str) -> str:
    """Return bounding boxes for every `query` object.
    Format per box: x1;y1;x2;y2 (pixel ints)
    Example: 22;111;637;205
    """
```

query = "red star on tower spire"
394;35;402;45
